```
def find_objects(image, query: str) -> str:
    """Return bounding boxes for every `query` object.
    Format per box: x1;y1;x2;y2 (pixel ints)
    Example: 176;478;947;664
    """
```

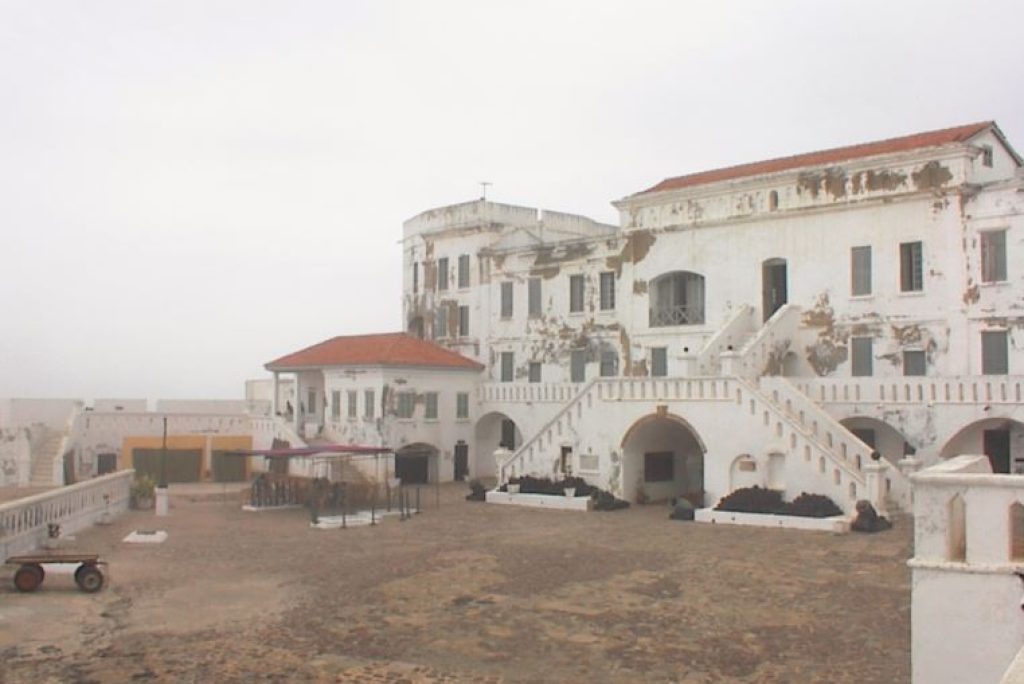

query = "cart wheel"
75;564;104;593
14;563;44;592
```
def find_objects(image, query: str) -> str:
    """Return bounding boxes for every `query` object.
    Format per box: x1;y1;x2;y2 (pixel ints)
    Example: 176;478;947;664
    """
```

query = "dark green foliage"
714;486;843;518
503;475;629;511
465;479;487;502
714;486;786;514
787;492;844;518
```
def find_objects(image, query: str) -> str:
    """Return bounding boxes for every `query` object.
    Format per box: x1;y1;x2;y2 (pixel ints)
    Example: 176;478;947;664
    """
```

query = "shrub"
465;479;487;502
714;486;786;514
592;489;630;511
786;492;843;518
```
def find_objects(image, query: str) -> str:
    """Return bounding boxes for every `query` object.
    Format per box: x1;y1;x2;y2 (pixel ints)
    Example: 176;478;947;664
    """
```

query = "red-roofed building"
262;333;483;485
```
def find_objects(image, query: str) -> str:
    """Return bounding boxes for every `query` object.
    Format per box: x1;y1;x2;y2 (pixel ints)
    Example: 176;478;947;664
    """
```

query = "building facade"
384;121;1023;511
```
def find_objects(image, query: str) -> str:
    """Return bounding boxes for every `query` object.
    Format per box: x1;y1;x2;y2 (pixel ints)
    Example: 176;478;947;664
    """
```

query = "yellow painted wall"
122;434;253;482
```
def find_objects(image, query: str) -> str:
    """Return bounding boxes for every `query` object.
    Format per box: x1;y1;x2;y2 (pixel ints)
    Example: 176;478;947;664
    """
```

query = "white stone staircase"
29;429;64;487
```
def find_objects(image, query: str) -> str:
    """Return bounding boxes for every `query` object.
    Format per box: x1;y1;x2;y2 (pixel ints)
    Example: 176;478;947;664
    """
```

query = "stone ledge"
694;508;849;533
485;490;592;512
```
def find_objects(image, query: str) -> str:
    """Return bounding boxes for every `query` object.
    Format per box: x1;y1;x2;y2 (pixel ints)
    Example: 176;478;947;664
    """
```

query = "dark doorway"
396;450;431;484
560;446;573;475
984;429;1011;474
132;448;202;483
500;419;517;450
212;450;247;482
454;442;469;481
762;258;788;322
62;452;75;486
97;452;117;475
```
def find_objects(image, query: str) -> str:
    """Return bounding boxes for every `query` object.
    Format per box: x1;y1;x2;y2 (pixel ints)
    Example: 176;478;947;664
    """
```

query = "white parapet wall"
909;455;1024;684
0;470;133;560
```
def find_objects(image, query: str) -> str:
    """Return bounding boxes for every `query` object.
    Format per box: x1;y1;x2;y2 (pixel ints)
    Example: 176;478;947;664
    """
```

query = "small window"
364;390;375;419
768;190;779;211
331;390;341;420
500;282;513;318
599;351;618;377
900;241;923;292
599;272;615;311
425;392;438;420
851;246;872;296
948;494;966;562
644;451;674;482
528;362;541;383
903;350;926;376
458;305;469;337
347;390;357;419
500;352;514;383
435;305;448;338
982;330;1009;375
851;337;873;377
651;347;668;377
455;392;469;419
1010;502;1024;561
457;254;470;288
412;262;419;294
981;230;1007;283
981;145;994;168
437;257;449;291
528;278;542;317
570;350;586;383
308;390;316;415
569;274;585;313
396;392;415;419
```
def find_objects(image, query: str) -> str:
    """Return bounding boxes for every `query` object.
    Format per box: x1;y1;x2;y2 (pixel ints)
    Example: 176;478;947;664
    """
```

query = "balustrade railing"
649;304;705;327
0;469;133;560
793;376;1024;406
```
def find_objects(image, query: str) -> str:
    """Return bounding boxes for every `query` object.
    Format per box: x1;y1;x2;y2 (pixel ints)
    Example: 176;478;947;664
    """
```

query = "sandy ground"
0;484;911;683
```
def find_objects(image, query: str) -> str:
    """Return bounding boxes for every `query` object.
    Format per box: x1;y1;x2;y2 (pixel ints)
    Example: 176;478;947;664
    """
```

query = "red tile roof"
266;333;483;371
636;121;995;196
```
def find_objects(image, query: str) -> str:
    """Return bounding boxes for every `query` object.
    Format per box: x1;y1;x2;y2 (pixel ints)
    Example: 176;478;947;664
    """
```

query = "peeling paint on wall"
912;161;954;191
605;230;656;276
802;293;849;376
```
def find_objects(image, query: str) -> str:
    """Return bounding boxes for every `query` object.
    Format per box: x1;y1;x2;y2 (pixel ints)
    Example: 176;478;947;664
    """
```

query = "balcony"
649;304;705;327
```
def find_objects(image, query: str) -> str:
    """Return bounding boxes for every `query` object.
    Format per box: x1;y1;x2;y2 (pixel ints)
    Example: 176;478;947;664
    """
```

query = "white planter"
507;483;521;494
563;487;576;498
694;508;849;533
486;490;592;512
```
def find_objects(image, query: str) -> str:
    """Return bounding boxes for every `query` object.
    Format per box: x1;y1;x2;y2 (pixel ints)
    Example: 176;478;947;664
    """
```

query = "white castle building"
259;120;1023;515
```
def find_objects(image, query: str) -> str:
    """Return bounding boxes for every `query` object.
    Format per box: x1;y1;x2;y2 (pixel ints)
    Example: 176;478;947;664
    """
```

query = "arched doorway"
940;418;1024;474
620;412;705;505
395;443;438;484
474;412;523;479
840;417;912;468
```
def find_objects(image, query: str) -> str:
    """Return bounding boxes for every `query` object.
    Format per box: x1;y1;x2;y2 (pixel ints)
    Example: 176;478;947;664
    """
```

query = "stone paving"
0;483;911;683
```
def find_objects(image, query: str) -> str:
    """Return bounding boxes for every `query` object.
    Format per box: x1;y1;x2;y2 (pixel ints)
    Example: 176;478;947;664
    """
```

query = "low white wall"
485;490;592;511
694;508;849;533
0;470;133;560
910;455;1024;684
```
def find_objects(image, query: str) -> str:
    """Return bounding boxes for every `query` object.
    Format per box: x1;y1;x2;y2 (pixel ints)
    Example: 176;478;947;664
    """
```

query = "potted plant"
131;474;156;510
506;477;521;494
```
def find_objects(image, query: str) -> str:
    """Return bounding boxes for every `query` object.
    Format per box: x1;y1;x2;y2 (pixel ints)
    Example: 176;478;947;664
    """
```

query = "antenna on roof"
479;181;491;201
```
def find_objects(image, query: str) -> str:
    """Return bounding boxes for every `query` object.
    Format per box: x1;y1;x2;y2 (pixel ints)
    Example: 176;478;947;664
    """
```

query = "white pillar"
155;487;169;516
864;461;889;517
293;374;301;437
494;447;512;482
272;372;280;416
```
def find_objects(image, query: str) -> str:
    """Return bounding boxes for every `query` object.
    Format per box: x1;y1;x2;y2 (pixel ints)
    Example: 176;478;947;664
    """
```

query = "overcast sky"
1;1;1022;401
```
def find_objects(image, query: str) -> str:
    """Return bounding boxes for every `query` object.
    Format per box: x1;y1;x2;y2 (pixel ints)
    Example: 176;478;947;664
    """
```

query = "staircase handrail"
747;375;870;483
498;378;598;480
721;304;801;378
694;305;755;376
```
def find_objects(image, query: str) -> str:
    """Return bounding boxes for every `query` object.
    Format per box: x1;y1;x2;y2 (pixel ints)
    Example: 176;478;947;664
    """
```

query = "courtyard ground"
0;483;911;683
